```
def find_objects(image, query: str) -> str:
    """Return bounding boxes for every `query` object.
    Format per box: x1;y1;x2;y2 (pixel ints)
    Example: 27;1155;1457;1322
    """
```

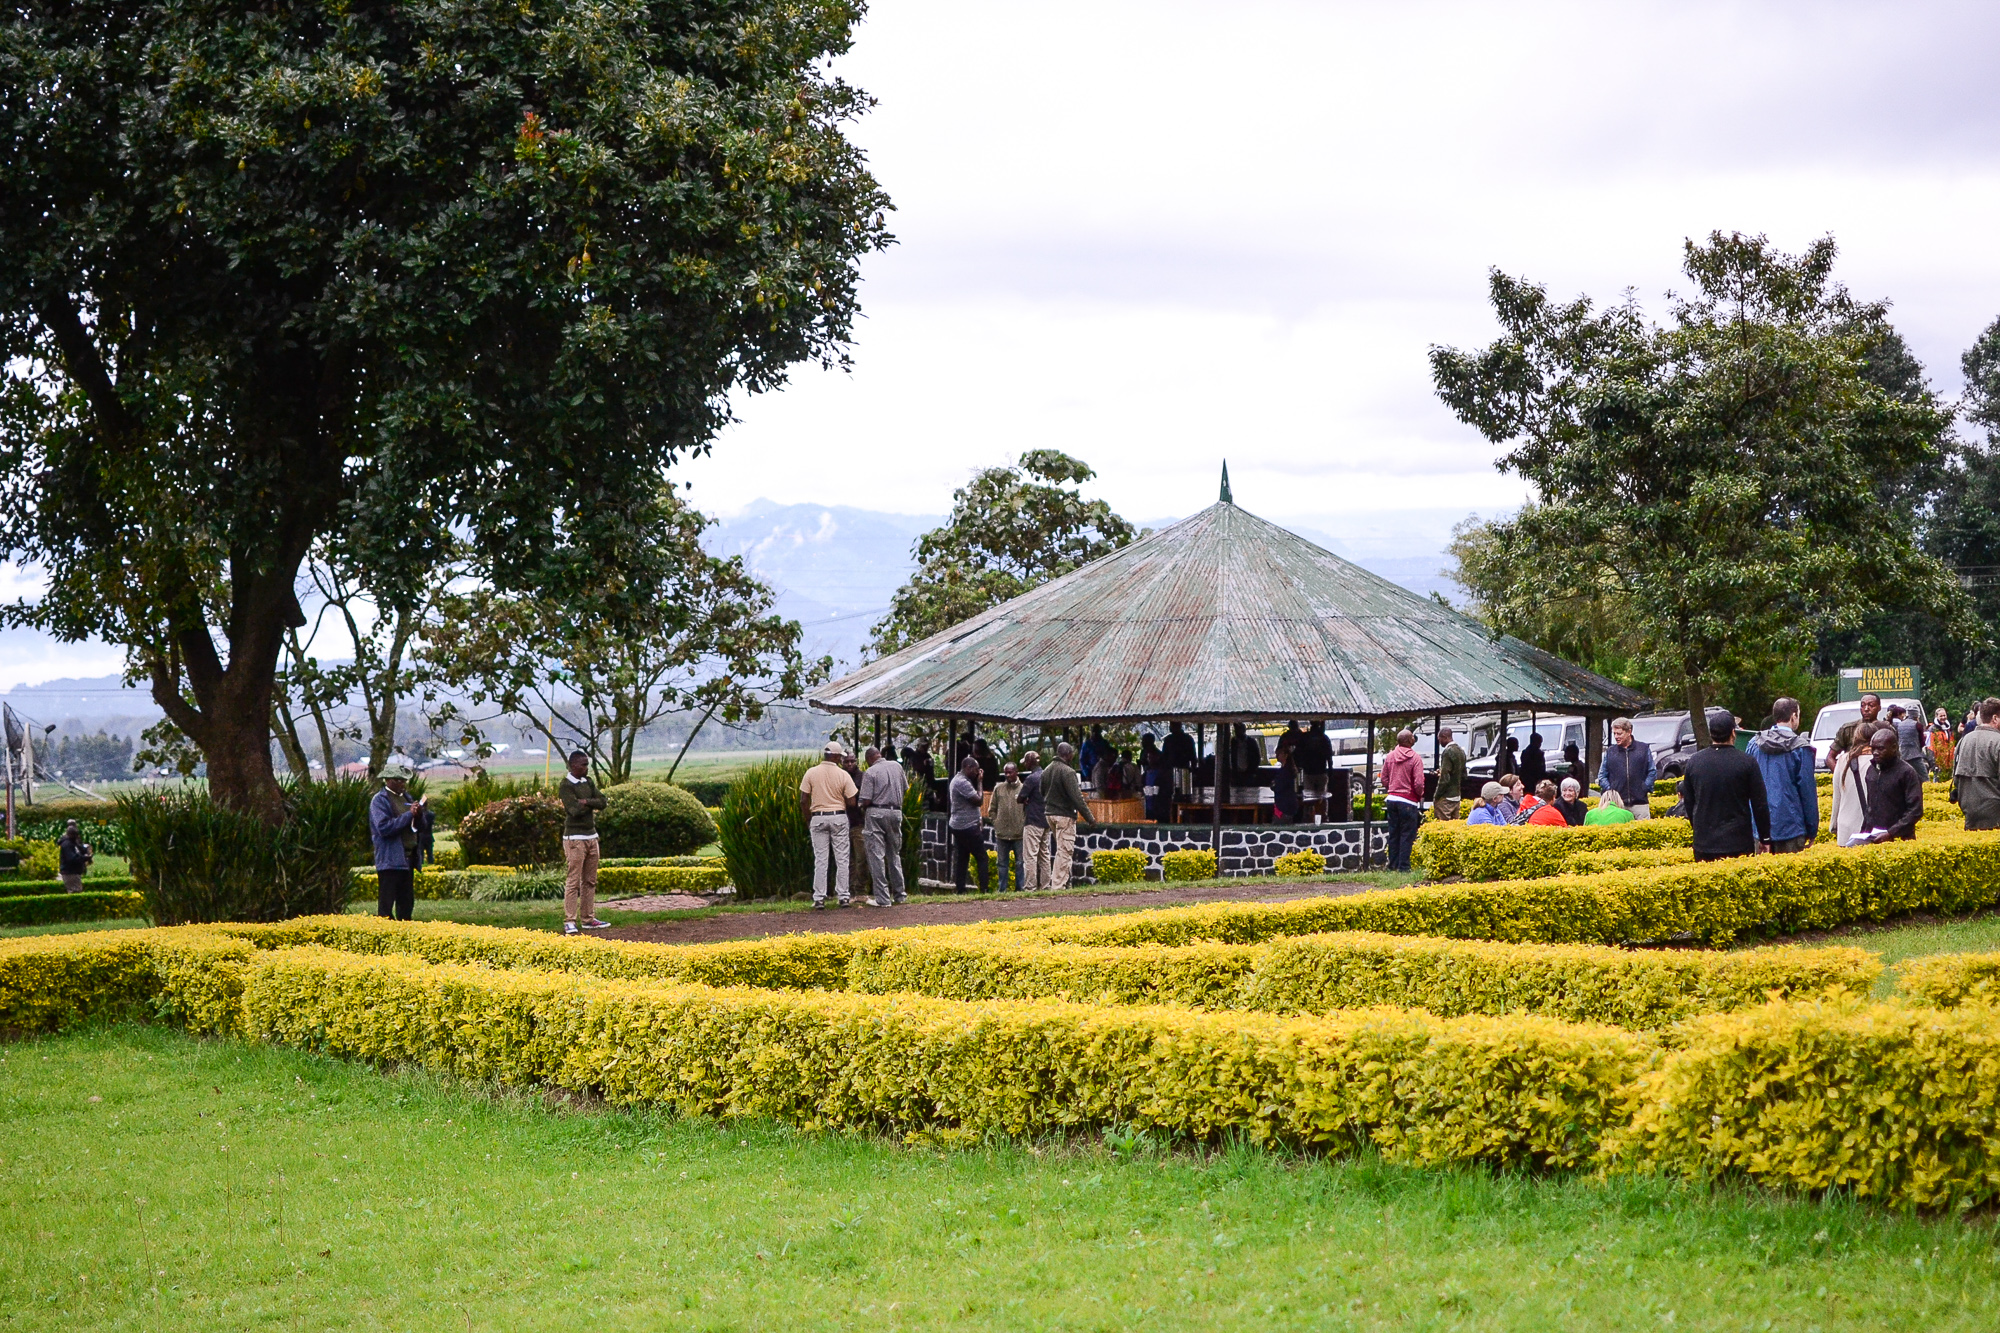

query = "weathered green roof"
812;500;1650;724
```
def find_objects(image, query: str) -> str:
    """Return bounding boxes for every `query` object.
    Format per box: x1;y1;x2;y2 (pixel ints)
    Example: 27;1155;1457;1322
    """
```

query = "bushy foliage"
1272;849;1327;878
456;793;563;868
1;838;58;881
1415;819;1693;881
119;781;368;924
468;869;565;902
0;889;144;926
1089;849;1147;883
13;815;125;857
431;774;544;828
597;783;716;858
716;757;815;899
1159;849;1217;882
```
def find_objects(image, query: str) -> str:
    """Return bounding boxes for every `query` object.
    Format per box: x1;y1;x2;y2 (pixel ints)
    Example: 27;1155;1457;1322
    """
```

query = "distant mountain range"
6;501;1471;727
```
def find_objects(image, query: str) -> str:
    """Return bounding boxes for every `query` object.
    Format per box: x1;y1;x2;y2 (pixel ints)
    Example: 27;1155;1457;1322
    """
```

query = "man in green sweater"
1039;741;1096;891
1432;727;1467;822
559;749;610;935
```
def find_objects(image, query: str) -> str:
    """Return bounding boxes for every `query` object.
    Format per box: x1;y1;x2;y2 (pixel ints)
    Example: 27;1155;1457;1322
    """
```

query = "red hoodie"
1380;745;1425;803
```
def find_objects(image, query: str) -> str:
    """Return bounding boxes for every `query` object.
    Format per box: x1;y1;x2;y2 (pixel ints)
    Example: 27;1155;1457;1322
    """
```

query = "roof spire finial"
1219;460;1233;504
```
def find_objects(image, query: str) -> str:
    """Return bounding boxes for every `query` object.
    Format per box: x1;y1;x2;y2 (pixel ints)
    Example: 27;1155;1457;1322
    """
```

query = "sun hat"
380;755;416;779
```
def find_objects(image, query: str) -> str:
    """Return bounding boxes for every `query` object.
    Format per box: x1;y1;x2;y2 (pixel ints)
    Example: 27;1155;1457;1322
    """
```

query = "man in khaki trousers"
1018;752;1049;891
559;749;609;935
1039;742;1095;890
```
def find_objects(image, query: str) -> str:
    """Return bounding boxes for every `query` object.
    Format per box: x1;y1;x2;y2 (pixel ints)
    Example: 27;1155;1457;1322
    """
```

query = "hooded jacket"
1751;724;1819;843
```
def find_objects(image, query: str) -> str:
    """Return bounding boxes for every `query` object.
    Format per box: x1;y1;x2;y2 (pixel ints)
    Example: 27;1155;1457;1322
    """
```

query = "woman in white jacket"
1831;731;1873;846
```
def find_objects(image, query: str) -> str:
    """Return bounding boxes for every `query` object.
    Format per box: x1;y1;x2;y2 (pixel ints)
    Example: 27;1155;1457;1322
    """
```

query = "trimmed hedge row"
1614;999;2000;1211
0;875;139;899
1160;850;1216;881
0;889;146;926
1559;847;1693;876
1089;849;1147;883
993;833;2000;949
844;929;1878;1030
597;866;728;896
1415;820;1693;881
1894;953;2000;1009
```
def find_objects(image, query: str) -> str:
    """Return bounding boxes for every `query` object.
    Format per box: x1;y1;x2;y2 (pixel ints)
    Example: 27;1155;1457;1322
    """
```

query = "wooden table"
1174;802;1269;825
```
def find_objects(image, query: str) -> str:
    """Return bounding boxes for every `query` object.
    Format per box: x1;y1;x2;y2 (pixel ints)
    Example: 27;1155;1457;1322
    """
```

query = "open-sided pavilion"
811;475;1649;869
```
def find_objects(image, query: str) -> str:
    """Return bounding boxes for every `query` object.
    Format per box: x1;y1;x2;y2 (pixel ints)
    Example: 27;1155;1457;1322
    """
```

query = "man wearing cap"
559;749;611;934
370;756;433;921
799;741;860;908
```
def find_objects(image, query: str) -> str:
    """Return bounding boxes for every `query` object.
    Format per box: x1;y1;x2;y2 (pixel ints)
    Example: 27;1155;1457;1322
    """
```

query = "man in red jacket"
1380;729;1427;871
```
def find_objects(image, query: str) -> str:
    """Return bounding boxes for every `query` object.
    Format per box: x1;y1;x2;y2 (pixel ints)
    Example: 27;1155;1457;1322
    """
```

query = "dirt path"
601;881;1376;946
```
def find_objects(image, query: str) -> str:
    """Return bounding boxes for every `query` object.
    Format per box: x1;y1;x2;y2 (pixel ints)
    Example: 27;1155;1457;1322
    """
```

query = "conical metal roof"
812;499;1649;723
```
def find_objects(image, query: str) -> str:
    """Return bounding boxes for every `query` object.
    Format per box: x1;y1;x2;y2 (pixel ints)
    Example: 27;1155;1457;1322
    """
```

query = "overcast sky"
7;0;2000;689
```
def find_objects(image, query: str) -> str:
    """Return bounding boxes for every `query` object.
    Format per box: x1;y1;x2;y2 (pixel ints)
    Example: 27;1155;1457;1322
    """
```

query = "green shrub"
14;815;125;856
431;774;544;828
600;854;725;869
412;868;485;900
597;782;717;858
1159;849;1216;881
1;838;59;881
120;781;367;925
1090;849;1147;883
676;778;733;807
468;869;566;902
717;757;816;899
1272;849;1326;878
1894;952;2000;1009
0;889;146;926
0;876;137;899
1414;819;1693;881
456;793;562;867
596;866;729;895
1560;847;1694;876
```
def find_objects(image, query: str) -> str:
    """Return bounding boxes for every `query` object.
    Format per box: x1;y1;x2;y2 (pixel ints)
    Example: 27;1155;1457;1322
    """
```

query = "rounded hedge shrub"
717;756;815;899
597;782;717;858
1090;848;1148;883
1160;849;1218;882
456;793;562;867
1272;848;1326;878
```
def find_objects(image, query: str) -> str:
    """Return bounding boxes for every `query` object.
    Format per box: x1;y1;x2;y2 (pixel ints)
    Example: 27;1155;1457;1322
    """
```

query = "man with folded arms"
558;749;609;934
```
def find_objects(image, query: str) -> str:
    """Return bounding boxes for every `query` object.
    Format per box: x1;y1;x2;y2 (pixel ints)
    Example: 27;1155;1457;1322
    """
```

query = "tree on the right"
1432;231;1976;741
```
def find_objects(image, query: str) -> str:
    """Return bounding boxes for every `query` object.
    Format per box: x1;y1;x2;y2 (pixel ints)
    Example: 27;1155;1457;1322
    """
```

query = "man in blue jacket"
1595;717;1655;817
369;755;433;920
1751;697;1819;853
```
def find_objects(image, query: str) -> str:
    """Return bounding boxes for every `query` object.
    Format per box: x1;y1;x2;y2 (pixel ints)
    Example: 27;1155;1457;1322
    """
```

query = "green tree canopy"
422;485;824;787
1431;232;1970;741
870;451;1138;655
0;0;890;816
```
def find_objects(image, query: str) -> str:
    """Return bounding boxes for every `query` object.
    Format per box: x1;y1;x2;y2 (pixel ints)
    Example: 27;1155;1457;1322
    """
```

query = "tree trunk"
1685;679;1712;750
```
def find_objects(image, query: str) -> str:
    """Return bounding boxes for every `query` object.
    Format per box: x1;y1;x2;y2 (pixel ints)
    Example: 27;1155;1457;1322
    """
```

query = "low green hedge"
1089;849;1148;884
0;875;138;899
1160;849;1216;881
0;890;147;926
597;866;728;896
1415;820;1693;881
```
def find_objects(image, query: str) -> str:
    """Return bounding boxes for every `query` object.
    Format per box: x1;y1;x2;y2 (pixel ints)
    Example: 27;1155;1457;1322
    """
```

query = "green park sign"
1836;666;1922;702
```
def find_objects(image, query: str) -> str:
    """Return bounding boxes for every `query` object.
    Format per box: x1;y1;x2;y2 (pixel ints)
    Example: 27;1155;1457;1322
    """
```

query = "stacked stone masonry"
918;815;1388;885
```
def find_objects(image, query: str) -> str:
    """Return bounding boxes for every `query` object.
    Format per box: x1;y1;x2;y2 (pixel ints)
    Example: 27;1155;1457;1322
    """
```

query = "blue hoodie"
1751;724;1819;843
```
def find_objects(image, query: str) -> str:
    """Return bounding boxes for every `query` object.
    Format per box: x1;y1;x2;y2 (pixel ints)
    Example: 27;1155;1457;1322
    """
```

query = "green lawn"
6;1025;1999;1332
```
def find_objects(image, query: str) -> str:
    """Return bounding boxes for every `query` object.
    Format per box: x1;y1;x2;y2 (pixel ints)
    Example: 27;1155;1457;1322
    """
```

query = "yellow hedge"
994;832;2000;948
234;945;1644;1167
1160;849;1216;881
1614;999;2000;1211
0;929;164;1030
210;915;851;991
844;928;1875;1029
1415;820;1693;881
1272;849;1326;878
1088;849;1147;884
1559;847;1694;876
1241;933;1877;1030
596;866;728;895
1893;952;2000;1009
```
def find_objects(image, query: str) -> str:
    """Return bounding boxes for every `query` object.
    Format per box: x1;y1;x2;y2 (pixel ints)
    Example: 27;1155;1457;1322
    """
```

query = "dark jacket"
1434;742;1467;801
1680;744;1772;858
1553;797;1588;826
1597;739;1655;808
1019;770;1048;828
1041;761;1092;822
58;832;91;875
1518;742;1547;792
559;773;607;837
1751;725;1820;843
1862;755;1923;841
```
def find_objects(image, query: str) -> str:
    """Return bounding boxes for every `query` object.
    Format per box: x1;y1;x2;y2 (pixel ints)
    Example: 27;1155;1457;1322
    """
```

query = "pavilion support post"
1211;731;1224;859
1586;711;1606;795
1497;709;1509;778
1433;711;1443;812
1362;718;1376;870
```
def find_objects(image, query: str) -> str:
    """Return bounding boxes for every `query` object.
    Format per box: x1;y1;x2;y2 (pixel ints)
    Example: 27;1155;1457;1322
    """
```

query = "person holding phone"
57;819;93;893
370;755;433;920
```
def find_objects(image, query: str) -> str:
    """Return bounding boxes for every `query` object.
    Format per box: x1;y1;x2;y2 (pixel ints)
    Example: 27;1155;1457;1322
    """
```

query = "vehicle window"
1630;718;1681;748
1811;706;1855;741
1564;724;1584;749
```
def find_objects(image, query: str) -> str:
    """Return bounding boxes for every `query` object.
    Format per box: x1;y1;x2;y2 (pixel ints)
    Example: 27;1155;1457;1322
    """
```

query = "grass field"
7;1024;2000;1332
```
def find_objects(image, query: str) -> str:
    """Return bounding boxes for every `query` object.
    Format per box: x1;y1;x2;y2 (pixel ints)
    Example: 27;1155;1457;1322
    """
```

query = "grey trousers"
809;812;851;904
863;808;906;905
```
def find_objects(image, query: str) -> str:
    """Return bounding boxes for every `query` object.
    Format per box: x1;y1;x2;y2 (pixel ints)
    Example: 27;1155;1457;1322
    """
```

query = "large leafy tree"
1431;232;1969;743
422;485;825;786
0;0;890;817
870;450;1138;655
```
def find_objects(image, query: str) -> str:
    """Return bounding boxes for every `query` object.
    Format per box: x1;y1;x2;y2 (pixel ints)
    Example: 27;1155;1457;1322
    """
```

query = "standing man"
1379;729;1425;872
1019;751;1049;891
1040;742;1096;890
1596;717;1655;819
1860;725;1924;842
1834;693;1883;758
1679;713;1772;862
57;819;92;893
1518;732;1547;793
1432;727;1467;822
1751;697;1819;854
1080;725;1111;781
857;745;908;907
1161;721;1197;778
558;749;610;934
370;755;433;922
990;762;1026;892
798;741;859;909
948;755;990;892
1888;705;1926;778
1952;697;2000;831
